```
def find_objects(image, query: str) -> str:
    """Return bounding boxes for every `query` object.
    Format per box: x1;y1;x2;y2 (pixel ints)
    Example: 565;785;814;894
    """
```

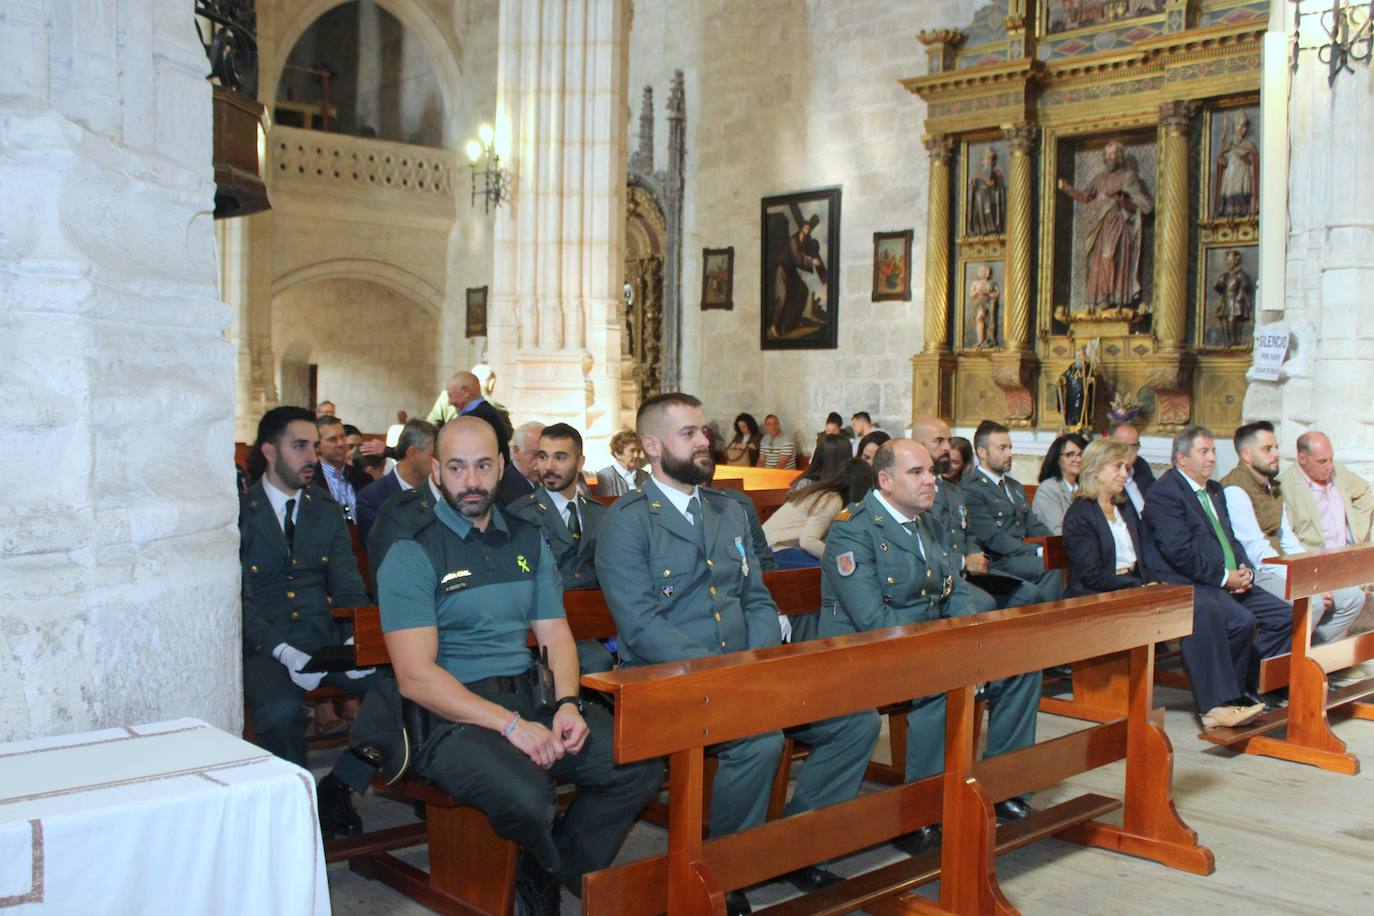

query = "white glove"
273;643;325;692
341;638;376;679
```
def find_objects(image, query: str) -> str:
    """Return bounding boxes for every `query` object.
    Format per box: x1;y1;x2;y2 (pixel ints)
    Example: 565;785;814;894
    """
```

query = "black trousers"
1180;584;1292;712
414;683;662;894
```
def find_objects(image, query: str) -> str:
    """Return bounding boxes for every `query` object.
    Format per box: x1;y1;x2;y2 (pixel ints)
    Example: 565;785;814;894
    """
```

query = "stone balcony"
266;125;457;223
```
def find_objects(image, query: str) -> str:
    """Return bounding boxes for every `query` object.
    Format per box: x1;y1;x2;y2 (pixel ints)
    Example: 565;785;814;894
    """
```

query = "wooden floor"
323;679;1374;915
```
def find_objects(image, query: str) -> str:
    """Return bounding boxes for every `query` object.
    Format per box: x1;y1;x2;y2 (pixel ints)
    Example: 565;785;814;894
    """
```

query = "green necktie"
900;520;925;561
1194;488;1237;571
565;503;581;540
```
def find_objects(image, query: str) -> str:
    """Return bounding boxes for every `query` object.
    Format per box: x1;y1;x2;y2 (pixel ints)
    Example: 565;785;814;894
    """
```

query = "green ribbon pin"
516;555;531;573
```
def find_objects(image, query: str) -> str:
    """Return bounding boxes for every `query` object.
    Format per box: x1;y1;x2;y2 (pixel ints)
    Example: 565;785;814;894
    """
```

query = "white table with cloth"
0;717;329;914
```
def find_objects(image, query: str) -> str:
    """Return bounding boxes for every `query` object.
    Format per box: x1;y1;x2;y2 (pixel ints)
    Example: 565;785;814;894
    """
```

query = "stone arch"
271;259;443;319
265;0;462;118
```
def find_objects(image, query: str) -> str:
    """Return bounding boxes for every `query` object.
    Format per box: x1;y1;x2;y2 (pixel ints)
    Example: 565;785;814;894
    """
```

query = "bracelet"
501;711;521;738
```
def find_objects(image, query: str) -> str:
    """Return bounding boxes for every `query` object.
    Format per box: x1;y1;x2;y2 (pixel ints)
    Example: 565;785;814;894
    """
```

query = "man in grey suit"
595;429;649;496
596;393;879;914
962;420;1064;604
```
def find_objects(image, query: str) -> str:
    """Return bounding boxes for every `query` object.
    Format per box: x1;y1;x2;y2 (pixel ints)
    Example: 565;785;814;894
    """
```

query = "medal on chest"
734;536;749;577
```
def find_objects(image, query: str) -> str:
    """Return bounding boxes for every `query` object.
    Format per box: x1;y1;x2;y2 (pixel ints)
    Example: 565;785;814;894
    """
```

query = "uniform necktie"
1194;488;1237;571
565;502;581;540
901;520;925;561
687;495;705;549
283;499;296;552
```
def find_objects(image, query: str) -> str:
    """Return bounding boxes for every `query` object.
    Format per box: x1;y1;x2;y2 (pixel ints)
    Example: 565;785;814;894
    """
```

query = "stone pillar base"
989;350;1039;428
1142;354;1195;434
512;349;592;431
912;351;958;423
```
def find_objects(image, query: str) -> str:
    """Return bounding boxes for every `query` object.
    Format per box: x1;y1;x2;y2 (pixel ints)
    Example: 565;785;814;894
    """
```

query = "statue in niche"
968;147;1006;236
968;264;1000;349
1056;141;1154;317
623;280;636;354
1213;111;1259;220
1213;249;1254;348
1056;340;1100;433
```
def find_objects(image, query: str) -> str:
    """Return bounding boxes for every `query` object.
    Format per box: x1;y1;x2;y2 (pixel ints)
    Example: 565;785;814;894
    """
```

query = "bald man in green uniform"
596;393;879;914
822;439;1039;858
378;418;660;915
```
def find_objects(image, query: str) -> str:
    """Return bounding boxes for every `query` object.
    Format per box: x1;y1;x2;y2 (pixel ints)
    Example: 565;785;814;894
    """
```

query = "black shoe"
782;865;843;893
317;774;362;838
892;824;941;856
994;797;1032;822
725;890;752;915
514;853;561;916
1239;690;1285;711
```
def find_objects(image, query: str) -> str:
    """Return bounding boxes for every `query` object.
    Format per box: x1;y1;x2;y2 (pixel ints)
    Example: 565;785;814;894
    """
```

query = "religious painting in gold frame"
871;230;913;301
701;247;735;310
1038;0;1167;36
465;286;487;338
1197;242;1258;352
957;255;1005;352
1202;99;1261;224
961;137;1008;240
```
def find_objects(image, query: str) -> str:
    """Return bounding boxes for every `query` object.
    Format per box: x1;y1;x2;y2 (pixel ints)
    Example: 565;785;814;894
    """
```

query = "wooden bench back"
584;584;1194;763
1025;534;1068;572
347;567;824;668
1262;543;1374;599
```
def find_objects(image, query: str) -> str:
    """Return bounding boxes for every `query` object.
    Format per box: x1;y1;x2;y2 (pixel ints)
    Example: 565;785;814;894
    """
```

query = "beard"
660;446;714;487
274;456;312;491
932;453;951;476
1250;458;1279;479
439;477;494;520
542;465;580;493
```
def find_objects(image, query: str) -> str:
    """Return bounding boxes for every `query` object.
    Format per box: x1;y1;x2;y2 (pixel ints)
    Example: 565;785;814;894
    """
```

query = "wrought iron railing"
196;0;258;99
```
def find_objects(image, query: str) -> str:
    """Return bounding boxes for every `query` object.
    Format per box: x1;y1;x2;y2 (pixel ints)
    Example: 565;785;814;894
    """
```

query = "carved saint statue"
968;264;1000;349
1213;110;1259;220
1213;249;1254;348
1056;341;1100;433
1056;141;1154;315
968;147;1006;236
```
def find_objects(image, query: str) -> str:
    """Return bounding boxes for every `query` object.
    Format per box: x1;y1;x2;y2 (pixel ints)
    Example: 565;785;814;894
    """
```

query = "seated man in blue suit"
356;419;437;544
1139;424;1293;730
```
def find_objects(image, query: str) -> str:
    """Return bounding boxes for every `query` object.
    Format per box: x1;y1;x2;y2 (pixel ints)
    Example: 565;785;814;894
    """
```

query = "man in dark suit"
1110;420;1155;513
355;418;437;543
962;420;1064;604
428;369;531;505
311;416;370;521
240;406;379;837
1139;424;1292;729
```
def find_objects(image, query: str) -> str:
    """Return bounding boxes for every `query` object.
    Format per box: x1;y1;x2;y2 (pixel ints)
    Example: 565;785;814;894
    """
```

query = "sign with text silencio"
1251;328;1290;382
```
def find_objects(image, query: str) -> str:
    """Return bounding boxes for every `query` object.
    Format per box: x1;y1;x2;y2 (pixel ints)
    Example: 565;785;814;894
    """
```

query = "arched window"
275;1;448;149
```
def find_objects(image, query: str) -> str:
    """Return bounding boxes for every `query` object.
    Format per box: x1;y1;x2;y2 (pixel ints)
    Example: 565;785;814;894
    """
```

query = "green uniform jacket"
596;478;781;667
716;486;778;572
365;483;440;591
506;487;607;590
930;480;980;557
239;480;369;657
962;469;1052;581
820;490;974;638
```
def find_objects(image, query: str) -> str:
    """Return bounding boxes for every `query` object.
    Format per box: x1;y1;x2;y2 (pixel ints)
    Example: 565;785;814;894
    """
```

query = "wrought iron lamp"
1291;0;1374;86
197;0;269;218
465;124;511;212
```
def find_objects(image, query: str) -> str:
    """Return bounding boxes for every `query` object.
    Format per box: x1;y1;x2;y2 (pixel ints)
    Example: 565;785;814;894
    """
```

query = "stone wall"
0;1;239;739
627;0;983;446
272;278;439;429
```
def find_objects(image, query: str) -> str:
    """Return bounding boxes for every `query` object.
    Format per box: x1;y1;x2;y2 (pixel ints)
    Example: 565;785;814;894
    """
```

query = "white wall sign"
1251;329;1290;381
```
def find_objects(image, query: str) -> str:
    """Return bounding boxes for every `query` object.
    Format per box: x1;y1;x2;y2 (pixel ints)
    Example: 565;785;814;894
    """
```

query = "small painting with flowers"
871;230;913;302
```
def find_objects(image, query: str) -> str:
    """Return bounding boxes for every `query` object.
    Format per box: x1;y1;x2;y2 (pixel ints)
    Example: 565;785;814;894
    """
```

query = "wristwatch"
556;696;585;715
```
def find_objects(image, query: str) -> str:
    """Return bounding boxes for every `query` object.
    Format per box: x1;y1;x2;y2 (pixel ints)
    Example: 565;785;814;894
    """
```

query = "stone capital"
1004;124;1038;154
923;134;955;163
1158;100;1200;135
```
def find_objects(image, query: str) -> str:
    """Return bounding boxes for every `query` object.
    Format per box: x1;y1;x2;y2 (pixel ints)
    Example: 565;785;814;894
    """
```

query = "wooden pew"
581;584;1212;915
333;569;823;913
1199;543;1374;773
587;486;793;523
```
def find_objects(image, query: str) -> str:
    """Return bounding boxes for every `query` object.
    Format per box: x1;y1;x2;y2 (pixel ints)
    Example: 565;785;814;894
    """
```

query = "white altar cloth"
0;718;329;914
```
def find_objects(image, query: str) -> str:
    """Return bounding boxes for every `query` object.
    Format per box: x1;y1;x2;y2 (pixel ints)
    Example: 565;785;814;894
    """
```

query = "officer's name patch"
440;569;472;584
836;551;857;577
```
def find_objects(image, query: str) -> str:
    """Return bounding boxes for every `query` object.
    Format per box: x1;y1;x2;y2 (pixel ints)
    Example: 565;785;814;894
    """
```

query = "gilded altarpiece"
905;0;1266;436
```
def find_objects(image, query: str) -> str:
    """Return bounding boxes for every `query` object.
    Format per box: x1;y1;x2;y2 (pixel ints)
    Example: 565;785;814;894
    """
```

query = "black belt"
464;669;535;695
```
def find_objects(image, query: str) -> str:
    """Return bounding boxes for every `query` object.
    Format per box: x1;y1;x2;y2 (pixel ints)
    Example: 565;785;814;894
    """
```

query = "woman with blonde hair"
1061;437;1153;598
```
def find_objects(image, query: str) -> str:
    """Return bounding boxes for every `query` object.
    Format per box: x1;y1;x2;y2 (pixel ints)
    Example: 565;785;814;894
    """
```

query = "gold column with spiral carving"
1155;100;1198;354
1003;124;1037;351
912;134;958;421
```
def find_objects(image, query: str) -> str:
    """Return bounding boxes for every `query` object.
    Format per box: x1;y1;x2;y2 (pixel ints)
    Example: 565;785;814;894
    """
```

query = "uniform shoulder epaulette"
614;488;647;508
833;506;854;523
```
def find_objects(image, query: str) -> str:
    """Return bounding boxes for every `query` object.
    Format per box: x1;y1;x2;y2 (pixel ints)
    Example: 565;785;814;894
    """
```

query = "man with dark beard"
377;417;662;916
239;406;378;838
596;393;879;914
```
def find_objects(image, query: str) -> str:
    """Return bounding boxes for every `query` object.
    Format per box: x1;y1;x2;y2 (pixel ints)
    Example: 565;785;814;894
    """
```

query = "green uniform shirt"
378;497;564;684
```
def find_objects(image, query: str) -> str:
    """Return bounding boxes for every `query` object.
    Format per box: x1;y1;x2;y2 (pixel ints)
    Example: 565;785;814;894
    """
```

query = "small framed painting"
465;286;488;338
871;230;913;302
701;247;735;310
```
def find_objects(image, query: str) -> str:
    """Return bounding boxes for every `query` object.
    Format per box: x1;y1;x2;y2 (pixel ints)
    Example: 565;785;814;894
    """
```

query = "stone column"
1154;100;1198;353
0;0;240;739
217;214;278;441
911;135;958;421
1002;124;1037;351
488;0;629;459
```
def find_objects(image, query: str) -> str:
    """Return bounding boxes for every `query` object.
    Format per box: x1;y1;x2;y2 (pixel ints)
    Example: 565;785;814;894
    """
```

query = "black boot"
514;852;561;916
317;773;363;838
